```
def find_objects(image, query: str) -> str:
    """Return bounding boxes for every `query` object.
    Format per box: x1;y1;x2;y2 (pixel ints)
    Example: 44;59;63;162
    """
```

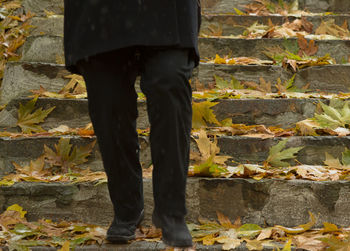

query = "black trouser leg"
77;49;144;223
140;48;194;217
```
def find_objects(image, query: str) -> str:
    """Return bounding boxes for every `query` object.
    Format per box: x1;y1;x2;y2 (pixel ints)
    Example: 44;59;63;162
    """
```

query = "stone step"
1;178;350;228
1;244;280;251
198;37;350;63
21;0;350;16
201;0;350;14
2;60;350;105
0;97;325;130
1;135;350;176
20;35;350;66
29;14;350;39
202;14;350;36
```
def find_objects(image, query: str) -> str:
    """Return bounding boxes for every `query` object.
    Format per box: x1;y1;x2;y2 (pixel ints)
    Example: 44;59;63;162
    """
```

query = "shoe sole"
152;213;193;248
106;234;135;243
106;210;145;243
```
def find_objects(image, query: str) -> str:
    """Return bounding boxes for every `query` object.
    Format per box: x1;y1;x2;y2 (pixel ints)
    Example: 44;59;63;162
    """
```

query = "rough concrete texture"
218;135;350;165
30;16;64;37
22;0;64;16
0;179;199;227
22;0;350;16
201;0;350;13
196;64;350;93
20;36;350;66
0;136;151;176
2;62;350;107
0;62;69;105
0;97;322;132
198;37;350;64
1;178;350;228
0;98;149;130
21;36;64;64
2;135;350;176
198;178;350;227
201;14;350;36
1;243;282;251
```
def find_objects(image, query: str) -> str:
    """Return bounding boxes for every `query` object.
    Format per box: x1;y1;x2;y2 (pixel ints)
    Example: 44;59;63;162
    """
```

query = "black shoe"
106;209;144;243
152;211;193;248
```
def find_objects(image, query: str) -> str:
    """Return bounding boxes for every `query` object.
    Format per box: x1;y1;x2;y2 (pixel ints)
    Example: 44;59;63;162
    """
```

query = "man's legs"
77;49;144;233
140;47;194;247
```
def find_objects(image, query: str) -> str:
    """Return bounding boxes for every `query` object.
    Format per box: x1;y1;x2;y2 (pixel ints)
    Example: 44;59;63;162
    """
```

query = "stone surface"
1;242;282;251
0;136;151;176
1;135;350;177
201;0;350;13
0;98;149;130
0;179;199;227
22;0;64;16
30;16;64;37
21;36;64;64
22;0;350;16
1;178;350;228
198;37;350;64
0;97;321;130
0;62;69;105
201;14;350;36
20;35;350;66
3;61;350;106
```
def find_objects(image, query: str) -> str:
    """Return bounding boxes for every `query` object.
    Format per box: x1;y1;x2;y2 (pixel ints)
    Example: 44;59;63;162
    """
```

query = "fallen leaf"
16;97;55;134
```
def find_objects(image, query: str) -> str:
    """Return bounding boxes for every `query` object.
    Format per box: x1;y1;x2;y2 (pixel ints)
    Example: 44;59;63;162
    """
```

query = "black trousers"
77;47;194;223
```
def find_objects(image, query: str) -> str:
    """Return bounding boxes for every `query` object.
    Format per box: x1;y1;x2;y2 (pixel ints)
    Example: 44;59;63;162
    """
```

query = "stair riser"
1;179;350;228
201;0;350;14
0;97;326;131
22;0;350;16
2;61;350;105
202;15;350;36
29;14;350;38
1;136;350;177
20;36;350;67
198;37;350;64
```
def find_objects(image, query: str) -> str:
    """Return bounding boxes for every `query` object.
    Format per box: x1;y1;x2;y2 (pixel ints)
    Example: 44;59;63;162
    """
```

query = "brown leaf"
217;211;234;228
293;235;327;251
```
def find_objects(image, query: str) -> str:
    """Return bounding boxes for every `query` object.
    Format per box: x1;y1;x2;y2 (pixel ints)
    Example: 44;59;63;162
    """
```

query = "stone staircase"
1;0;350;249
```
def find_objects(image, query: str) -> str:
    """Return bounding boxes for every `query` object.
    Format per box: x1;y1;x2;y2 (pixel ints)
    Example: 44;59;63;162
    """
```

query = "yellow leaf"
192;101;220;128
0;179;15;186
214;54;227;64
321;222;339;233
6;204;27;218
58;241;70;251
275;211;316;234
282;239;292;251
16;97;55;134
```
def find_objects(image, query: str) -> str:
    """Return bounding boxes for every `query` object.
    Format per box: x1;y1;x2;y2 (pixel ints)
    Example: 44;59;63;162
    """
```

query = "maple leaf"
16;96;55;134
191;130;231;177
315;19;350;38
214;75;244;90
192;101;220;128
313;101;350;130
265;139;303;167
44;138;96;172
12;155;48;177
297;34;318;56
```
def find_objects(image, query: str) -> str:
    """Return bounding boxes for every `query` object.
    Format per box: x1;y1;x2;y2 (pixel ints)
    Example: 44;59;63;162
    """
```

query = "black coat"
64;0;201;74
